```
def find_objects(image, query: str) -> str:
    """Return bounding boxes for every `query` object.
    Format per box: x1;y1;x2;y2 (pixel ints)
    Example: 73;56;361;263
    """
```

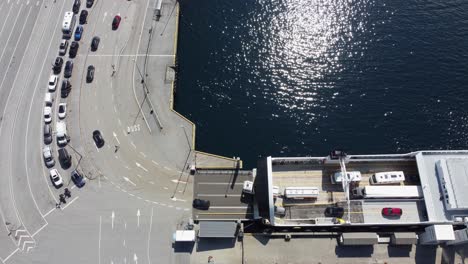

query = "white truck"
56;121;68;146
352;185;423;199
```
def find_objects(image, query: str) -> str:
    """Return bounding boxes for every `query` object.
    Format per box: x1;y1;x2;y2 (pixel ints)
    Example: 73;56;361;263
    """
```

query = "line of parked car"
42;0;101;189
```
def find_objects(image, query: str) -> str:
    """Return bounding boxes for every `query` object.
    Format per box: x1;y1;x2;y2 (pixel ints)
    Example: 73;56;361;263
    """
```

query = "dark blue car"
74;25;83;41
71;170;85;188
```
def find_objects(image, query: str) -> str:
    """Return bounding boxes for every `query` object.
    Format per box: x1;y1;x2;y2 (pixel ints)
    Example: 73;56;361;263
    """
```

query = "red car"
112;15;121;30
382;207;402;216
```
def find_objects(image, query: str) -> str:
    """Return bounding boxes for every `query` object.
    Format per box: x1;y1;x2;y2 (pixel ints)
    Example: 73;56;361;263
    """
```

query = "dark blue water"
176;0;468;168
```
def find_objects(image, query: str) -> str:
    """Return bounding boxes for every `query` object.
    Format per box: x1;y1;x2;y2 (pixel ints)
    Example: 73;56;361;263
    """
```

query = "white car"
42;145;55;167
49;169;63;188
58;103;67;119
44;106;52;123
48;75;58;91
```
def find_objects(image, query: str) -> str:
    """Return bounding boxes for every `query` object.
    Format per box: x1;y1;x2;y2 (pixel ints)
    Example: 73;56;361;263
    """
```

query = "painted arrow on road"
135;162;148;172
113;132;120;144
137;210;140;228
123;177;136;186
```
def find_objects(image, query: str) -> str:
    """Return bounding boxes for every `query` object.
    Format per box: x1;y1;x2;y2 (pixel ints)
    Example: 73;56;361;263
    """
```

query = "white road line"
36;1;39;6
149;181;154;185
135;162;148;172
98;216;102;264
0;3;13;39
130;141;136;149
85;54;175;57
31;222;48;238
129;193;135;197
0;4;24;93
117;118;121;125
114;105;117;113
147;207;154;264
151;160;158;166
113;131;120;144
102;12;107;22
115;155;118;159
61;196;79;210
96;145;100;152
136;174;142;178
43;207;55;218
3;248;19;263
140;152;146;158
163;166;171;171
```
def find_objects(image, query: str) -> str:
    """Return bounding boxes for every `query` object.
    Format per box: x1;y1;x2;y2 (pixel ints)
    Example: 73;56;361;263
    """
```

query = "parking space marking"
61;196;79;210
130;141;136;149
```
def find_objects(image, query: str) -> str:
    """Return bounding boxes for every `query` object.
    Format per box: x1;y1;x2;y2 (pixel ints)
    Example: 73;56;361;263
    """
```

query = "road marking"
163;166;171;171
0;3;24;93
137;197;142;200
123;176;136;186
62;196;79;210
3;248;19;262
97;119;100;124
136;174;142;178
111;211;115;229
125;166;131;170
171;197;186;202
115;155;119;159
36;1;39;6
130;141;136;149
117;118;122;125
149;181;154;185
134;253;138;264
137;209;140;228
163;187;168;190
103;12;107;22
113;131;120;144
151;160;158;166
114;105;117;113
86;54;175;57
129;193;135;197
43;208;55;218
96;145;100;152
99;216;102;264
135;162;148;172
140;152;146;158
171;179;186;184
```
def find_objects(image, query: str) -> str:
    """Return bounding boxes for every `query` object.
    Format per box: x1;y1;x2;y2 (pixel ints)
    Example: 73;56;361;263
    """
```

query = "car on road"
69;41;79;58
61;80;72;98
324;207;345;218
52;57;63;74
382;207;402;217
58;103;67;119
72;0;81;14
42;145;55;168
71;170;85;188
59;40;68;56
90;36;100;51
74;25;83;41
86;0;94;8
48;75;58;91
79;10;88;24
86;65;95;83
58;148;72;169
44;106;52;123
192;199;210;210
49;169;63;188
64;60;74;78
43;124;52;145
112;15;121;30
92;130;105;148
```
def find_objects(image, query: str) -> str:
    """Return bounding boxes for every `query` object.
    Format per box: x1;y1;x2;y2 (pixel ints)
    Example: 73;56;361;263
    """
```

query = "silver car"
42;145;55;168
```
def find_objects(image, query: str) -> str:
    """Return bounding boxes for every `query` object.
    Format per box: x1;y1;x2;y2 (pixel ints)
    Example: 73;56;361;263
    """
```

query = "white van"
370;171;405;185
331;171;362;184
44;93;54;106
56;121;68;146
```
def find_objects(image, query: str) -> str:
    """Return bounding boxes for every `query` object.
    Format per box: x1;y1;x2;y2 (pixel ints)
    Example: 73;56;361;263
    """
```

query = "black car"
64;61;74;78
71;170;86;188
61;80;72;98
86;65;95;83
79;10;88;24
324;207;345;218
86;0;94;8
72;0;81;14
58;148;72;169
112;15;121;30
52;57;63;74
69;41;79;58
44;124;52;145
93;130;105;148
192;199;210;210
90;36;100;51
